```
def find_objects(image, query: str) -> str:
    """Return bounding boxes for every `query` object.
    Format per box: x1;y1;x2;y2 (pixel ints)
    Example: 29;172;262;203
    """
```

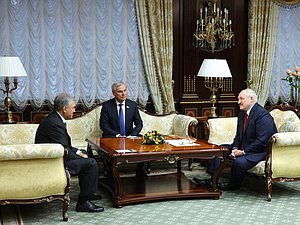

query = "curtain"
269;5;300;105
0;0;149;111
135;0;175;114
248;0;279;106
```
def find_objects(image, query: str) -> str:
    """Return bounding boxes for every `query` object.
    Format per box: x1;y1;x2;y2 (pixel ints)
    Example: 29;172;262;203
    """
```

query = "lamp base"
2;111;16;124
208;106;218;118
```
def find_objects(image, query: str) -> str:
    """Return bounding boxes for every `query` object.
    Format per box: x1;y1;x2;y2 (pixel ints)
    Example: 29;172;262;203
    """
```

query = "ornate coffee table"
86;136;227;207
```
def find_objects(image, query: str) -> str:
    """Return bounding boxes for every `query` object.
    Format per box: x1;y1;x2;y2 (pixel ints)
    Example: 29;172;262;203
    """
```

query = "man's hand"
230;149;245;159
79;152;88;158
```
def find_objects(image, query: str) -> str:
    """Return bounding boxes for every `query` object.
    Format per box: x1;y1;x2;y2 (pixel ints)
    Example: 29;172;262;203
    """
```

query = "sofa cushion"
270;109;300;132
139;110;176;135
66;105;102;149
207;117;237;145
0;124;39;145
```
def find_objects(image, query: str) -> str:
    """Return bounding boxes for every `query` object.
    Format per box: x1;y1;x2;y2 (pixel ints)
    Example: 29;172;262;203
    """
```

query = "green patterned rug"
2;163;300;225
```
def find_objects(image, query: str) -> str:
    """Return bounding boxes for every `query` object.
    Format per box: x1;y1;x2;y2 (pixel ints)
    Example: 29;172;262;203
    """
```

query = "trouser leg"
68;158;99;204
231;156;257;187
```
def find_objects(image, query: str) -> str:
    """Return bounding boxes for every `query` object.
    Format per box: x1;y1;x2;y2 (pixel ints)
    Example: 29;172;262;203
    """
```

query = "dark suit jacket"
100;98;143;137
35;111;98;199
35;111;82;162
231;103;277;163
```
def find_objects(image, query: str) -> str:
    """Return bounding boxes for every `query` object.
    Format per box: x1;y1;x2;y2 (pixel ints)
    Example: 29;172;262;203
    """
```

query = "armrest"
268;132;300;178
172;114;198;138
0;143;65;161
273;132;300;146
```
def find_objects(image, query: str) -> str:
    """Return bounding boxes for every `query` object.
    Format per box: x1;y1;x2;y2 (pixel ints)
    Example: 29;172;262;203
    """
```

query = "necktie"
243;113;248;132
119;103;126;136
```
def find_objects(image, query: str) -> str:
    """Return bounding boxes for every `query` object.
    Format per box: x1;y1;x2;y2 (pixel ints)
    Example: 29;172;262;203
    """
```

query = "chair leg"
146;161;151;174
188;158;193;171
267;177;272;201
62;193;70;221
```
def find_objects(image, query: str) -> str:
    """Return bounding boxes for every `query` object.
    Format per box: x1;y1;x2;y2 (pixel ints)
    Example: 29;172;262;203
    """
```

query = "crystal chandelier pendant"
194;1;235;53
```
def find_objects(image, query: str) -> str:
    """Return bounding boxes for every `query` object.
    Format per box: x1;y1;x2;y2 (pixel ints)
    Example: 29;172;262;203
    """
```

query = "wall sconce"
197;59;232;118
194;0;234;53
0;57;28;124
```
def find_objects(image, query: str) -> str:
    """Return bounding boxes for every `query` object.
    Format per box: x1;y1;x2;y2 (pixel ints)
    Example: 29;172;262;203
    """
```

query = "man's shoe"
76;200;104;213
219;182;240;191
89;192;102;200
193;177;212;188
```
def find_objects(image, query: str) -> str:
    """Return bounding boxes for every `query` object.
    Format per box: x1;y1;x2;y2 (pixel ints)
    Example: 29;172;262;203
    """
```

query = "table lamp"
0;56;28;123
197;59;232;118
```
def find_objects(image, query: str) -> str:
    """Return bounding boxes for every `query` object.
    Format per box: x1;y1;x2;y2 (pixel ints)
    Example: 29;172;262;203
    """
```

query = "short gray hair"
54;93;74;111
111;82;125;93
243;89;257;102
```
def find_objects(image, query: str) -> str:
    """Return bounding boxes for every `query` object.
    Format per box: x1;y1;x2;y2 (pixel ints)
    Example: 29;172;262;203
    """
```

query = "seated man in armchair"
35;93;104;213
194;89;277;190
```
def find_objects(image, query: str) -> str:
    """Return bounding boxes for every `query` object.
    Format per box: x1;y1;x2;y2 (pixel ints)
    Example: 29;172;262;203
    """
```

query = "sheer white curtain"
248;0;279;106
0;0;149;111
269;5;300;104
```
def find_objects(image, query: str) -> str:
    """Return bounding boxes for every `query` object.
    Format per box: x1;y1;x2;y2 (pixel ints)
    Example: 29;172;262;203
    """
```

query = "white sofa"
205;104;300;200
67;104;198;150
0;124;70;221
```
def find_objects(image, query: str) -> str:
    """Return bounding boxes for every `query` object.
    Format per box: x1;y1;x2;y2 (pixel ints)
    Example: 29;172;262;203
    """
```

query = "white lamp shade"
197;59;232;78
0;57;27;77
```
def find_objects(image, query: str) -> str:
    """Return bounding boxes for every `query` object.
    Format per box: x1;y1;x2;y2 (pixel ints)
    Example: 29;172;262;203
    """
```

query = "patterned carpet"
2;162;300;225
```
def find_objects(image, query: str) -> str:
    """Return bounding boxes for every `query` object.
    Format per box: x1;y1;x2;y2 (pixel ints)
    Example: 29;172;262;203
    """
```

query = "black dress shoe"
76;200;104;213
193;177;212;188
219;182;240;191
89;192;102;200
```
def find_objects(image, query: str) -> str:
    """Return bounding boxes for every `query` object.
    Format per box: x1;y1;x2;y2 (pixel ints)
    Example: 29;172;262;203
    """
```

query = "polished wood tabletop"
87;135;224;156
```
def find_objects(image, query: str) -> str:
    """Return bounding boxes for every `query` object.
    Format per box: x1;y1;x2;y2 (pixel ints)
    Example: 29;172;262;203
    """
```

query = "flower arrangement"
282;67;300;108
142;130;164;145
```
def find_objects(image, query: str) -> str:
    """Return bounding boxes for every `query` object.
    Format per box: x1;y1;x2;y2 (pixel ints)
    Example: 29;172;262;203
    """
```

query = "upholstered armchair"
0;124;70;221
203;104;300;201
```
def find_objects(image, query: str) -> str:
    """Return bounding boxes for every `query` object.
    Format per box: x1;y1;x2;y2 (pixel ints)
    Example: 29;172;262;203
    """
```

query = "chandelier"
194;1;234;53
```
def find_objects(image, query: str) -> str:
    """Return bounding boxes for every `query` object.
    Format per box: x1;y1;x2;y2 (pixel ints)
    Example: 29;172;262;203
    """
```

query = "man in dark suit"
100;82;143;137
100;82;145;174
35;93;104;213
194;88;277;190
